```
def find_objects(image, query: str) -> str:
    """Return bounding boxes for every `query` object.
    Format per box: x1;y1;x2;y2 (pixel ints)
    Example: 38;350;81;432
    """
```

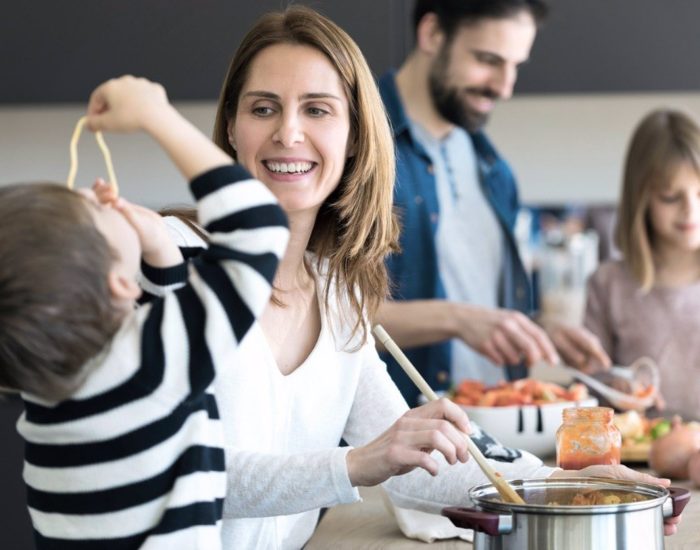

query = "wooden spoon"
373;324;526;505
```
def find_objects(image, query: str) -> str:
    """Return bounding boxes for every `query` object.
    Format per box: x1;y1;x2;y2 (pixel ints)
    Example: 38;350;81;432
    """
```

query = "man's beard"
428;46;499;133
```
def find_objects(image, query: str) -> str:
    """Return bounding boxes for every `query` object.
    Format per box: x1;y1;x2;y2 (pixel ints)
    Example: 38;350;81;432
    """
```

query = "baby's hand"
91;177;118;205
86;75;173;134
92;179;182;268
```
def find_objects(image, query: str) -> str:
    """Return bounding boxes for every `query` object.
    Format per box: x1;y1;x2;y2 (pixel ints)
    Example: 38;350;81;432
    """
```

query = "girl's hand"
86;75;172;134
550;465;681;535
346;399;471;487
92;179;182;268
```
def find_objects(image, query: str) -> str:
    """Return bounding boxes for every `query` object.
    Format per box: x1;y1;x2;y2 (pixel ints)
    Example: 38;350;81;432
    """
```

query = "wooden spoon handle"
373;324;525;505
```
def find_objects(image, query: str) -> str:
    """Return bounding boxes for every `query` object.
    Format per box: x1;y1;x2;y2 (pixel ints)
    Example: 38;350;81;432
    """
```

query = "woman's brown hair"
213;6;399;342
615;109;700;291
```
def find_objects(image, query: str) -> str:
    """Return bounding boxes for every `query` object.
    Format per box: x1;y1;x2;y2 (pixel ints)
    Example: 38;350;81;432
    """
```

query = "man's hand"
544;322;611;373
454;305;559;367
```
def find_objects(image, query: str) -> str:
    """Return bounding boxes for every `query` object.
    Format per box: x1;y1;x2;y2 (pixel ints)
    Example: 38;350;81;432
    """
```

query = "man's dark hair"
413;0;549;39
0;183;122;400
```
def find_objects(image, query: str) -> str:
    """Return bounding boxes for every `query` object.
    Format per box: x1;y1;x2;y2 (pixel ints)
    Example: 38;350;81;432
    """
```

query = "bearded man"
377;0;610;406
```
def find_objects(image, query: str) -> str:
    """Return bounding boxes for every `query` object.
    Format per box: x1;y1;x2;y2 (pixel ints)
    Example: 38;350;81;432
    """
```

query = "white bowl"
460;398;598;458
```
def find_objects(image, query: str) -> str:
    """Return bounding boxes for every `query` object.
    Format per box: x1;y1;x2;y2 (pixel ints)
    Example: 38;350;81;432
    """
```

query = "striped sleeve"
174;164;288;395
135;164;288;398
132;164;290;399
138;260;189;303
138;216;209;305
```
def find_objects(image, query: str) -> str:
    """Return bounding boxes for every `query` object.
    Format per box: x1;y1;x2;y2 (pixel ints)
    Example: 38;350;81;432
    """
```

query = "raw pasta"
66;116;119;194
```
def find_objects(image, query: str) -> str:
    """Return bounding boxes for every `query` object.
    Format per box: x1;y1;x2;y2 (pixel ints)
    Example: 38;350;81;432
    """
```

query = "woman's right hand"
346;398;472;487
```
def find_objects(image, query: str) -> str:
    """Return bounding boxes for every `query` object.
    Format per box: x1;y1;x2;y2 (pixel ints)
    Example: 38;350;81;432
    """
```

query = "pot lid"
470;477;668;515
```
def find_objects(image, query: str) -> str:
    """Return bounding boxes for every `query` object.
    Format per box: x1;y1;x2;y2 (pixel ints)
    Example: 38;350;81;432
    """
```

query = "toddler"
0;76;288;549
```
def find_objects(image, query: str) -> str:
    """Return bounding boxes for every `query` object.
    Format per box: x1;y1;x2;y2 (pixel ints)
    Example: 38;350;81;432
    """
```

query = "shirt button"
516;286;525;300
437;371;449;384
414;195;423;205
430;213;439;224
427;164;434;175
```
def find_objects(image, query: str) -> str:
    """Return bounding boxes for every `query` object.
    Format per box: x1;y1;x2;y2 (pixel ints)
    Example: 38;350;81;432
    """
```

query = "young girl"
585;108;700;420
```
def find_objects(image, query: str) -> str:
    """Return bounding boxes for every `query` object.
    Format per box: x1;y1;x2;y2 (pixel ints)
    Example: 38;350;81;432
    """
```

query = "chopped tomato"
634;384;656;399
451;378;589;407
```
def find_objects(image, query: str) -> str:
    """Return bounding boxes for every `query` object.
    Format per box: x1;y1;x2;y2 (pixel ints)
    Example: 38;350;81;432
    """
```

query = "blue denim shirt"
379;70;532;406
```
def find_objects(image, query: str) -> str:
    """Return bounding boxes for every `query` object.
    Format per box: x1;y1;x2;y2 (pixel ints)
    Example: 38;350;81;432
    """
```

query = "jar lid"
562;406;614;422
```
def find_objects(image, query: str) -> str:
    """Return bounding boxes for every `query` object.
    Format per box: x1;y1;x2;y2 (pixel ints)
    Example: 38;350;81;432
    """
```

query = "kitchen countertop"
306;476;700;549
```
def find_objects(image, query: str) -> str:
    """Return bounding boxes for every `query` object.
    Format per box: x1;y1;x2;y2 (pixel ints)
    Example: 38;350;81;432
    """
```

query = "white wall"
0;103;216;208
489;92;700;205
2;93;700;208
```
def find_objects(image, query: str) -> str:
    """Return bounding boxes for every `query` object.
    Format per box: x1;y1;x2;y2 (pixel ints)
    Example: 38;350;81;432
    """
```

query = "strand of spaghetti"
95;132;119;194
66;117;86;189
66;115;119;194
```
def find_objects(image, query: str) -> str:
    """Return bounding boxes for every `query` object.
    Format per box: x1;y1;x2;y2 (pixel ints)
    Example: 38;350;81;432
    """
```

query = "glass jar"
556;406;621;469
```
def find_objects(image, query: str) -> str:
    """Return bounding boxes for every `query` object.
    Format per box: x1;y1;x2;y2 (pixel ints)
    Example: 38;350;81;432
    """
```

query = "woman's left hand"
550;465;681;535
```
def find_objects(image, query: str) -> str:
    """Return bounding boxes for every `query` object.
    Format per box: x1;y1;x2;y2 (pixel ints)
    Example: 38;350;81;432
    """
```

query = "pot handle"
442;507;511;536
665;487;691;518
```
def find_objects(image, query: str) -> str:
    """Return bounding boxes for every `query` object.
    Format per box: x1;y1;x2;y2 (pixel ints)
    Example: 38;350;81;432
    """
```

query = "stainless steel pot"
442;477;689;550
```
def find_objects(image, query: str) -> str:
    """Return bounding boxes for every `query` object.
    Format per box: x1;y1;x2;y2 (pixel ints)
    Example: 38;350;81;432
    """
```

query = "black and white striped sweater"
17;165;288;550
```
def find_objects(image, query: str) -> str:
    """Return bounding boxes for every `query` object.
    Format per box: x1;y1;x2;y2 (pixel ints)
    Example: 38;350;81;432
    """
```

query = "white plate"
460;398;598;458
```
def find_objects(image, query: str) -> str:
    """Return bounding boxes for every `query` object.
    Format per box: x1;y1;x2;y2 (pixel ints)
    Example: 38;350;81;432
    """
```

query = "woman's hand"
346;399;471;487
550;464;681;535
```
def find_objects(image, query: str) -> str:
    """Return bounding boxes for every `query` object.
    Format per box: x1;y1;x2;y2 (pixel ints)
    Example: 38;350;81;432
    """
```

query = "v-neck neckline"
258;267;326;379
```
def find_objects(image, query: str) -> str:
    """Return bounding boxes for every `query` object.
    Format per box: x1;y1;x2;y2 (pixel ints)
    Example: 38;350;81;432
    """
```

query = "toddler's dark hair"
0;183;122;400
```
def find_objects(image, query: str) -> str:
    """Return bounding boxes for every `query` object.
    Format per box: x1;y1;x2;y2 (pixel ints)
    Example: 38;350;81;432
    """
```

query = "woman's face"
229;43;352;218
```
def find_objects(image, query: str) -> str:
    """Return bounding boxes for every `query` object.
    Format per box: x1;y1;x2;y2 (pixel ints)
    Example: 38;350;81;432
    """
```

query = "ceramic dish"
460;398;598;458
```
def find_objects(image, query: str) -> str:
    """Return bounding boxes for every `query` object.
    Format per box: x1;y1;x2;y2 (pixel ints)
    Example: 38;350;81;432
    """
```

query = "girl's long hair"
615;109;700;290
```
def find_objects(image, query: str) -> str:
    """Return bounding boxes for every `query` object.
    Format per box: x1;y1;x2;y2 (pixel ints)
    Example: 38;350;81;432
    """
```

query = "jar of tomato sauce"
556;406;621;470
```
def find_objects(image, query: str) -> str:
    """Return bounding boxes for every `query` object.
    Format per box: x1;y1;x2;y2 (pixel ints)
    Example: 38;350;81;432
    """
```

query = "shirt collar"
378;70;411;138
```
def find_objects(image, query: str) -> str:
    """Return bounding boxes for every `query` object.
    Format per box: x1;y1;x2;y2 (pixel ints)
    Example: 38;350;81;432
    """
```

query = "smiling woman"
211;6;398;343
153;6;678;550
230;43;353;217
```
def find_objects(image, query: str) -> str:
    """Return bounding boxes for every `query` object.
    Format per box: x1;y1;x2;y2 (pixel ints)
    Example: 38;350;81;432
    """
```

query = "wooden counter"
307;480;700;549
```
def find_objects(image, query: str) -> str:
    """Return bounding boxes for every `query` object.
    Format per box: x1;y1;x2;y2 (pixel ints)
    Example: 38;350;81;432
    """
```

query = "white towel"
380;489;474;544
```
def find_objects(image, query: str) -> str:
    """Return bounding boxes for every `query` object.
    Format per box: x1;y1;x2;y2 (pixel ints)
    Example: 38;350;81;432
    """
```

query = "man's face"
428;12;537;132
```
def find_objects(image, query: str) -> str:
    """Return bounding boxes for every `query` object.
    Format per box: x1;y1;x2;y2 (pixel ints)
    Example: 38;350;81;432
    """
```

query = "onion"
648;416;700;479
689;452;700;488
